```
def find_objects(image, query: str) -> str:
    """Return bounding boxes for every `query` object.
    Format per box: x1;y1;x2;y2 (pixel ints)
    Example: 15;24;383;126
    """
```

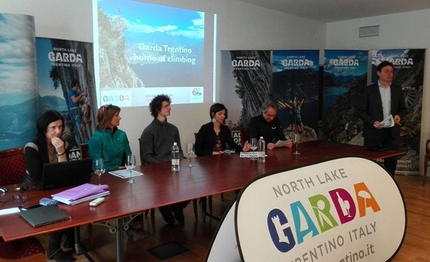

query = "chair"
138;138;198;224
138;138;157;230
240;128;249;146
79;143;89;160
423;139;430;185
0;237;45;262
0;147;26;185
0;147;46;262
193;132;224;220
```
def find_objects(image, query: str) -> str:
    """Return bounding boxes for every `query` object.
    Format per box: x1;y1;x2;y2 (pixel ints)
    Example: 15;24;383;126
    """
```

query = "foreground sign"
235;157;405;261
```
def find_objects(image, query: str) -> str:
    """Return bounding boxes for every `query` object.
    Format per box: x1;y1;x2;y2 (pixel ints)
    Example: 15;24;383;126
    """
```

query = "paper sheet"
376;115;395;128
275;140;289;147
109;169;143;179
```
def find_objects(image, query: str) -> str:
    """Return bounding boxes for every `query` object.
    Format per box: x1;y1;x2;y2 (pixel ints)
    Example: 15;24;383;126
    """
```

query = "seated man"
248;101;292;150
140;94;189;225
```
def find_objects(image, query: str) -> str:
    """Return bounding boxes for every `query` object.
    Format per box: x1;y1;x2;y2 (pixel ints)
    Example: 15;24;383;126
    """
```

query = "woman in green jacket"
88;104;132;171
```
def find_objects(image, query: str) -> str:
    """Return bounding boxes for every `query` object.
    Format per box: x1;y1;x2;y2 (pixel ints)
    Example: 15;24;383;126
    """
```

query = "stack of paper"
52;183;110;205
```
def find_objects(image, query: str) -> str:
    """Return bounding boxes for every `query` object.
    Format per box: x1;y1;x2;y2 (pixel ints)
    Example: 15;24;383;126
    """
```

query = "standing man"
358;61;406;177
248;101;292;150
140;94;189;225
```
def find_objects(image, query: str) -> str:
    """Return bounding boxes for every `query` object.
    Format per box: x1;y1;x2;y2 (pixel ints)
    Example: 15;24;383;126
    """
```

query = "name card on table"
234;157;405;262
240;152;266;158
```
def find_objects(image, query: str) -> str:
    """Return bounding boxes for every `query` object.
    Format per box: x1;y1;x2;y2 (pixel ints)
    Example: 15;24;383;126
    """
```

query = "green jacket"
89;128;132;171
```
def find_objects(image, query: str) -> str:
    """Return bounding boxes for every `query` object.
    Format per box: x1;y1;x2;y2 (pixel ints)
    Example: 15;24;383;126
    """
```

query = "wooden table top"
0;140;405;241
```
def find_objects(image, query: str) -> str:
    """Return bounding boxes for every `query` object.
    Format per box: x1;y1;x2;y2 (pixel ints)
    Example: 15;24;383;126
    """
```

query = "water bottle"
171;142;180;171
258;136;266;163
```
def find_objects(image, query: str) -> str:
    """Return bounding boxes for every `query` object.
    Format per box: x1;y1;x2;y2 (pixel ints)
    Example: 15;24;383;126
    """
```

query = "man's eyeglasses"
264;112;276;118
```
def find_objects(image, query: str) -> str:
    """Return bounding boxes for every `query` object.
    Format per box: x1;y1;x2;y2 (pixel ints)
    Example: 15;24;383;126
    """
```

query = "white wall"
326;9;430;172
0;0;326;161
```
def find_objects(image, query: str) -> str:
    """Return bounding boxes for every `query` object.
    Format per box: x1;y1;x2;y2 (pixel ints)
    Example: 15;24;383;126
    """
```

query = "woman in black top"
24;110;74;262
195;103;250;156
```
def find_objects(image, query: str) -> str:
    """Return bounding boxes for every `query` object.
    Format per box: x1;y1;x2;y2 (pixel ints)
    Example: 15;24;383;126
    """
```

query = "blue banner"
322;50;368;143
272;50;320;141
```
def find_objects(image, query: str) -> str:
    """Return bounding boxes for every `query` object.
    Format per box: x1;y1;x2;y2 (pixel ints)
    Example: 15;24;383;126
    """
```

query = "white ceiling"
236;0;430;22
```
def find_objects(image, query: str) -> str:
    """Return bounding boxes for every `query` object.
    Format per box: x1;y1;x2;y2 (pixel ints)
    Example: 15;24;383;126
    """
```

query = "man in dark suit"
358;61;407;177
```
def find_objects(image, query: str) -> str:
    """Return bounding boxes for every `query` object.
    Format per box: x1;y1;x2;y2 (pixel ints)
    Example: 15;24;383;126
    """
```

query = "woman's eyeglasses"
0;194;28;205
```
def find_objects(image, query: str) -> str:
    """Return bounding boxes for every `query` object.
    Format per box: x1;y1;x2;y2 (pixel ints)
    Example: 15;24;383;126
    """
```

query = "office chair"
0;147;26;185
0;147;46;262
79;143;90;160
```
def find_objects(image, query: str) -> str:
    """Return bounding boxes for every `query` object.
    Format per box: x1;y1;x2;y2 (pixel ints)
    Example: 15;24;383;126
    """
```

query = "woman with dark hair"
88;104;132;171
24;110;74;262
195;103;250;156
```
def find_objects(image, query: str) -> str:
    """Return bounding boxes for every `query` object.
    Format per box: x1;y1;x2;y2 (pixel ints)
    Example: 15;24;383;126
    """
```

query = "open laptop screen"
39;158;93;190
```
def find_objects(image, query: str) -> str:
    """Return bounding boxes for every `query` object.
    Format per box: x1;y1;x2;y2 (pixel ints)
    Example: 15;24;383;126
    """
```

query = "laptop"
39;158;93;190
19;205;70;227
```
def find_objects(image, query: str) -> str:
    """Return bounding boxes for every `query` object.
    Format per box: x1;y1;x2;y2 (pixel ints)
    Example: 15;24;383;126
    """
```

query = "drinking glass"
125;155;136;184
187;143;195;168
293;134;300;155
93;158;105;185
250;138;258;160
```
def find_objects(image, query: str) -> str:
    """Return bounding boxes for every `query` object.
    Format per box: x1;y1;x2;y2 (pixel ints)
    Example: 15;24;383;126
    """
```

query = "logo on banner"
232;131;241;146
235;157;405;262
329;58;359;67
101;90;132;107
48;47;83;67
280;55;315;69
231;56;261;70
267;181;380;254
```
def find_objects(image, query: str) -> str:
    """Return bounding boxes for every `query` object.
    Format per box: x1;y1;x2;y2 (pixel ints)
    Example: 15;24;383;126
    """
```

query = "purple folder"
51;183;109;201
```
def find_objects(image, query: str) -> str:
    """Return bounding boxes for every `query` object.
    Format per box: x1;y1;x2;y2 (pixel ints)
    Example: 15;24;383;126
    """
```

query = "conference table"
0;140;405;262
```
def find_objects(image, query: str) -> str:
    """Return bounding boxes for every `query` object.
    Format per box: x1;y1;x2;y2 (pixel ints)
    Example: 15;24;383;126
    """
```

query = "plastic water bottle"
171;142;180;171
258;136;266;163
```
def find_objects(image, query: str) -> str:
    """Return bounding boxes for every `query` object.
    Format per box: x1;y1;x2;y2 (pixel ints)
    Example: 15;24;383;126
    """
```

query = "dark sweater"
140;118;182;164
195;122;242;156
24;138;69;184
248;115;287;144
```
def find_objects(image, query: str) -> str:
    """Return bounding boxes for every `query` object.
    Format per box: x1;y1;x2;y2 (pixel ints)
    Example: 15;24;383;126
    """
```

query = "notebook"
51;183;110;205
39;158;93;190
19;205;71;227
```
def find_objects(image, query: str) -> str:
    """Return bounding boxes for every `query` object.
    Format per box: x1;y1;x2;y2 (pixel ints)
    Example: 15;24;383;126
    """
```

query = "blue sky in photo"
98;0;204;45
272;50;320;72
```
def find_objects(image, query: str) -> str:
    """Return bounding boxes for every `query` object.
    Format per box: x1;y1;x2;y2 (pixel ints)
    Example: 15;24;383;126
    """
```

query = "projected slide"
94;0;215;107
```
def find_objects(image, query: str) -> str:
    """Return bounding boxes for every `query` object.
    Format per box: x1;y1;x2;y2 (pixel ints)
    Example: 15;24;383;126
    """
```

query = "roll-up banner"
235;157;406;262
321;50;368;144
0;13;37;150
271;50;320;142
220;50;272;145
36;37;96;159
